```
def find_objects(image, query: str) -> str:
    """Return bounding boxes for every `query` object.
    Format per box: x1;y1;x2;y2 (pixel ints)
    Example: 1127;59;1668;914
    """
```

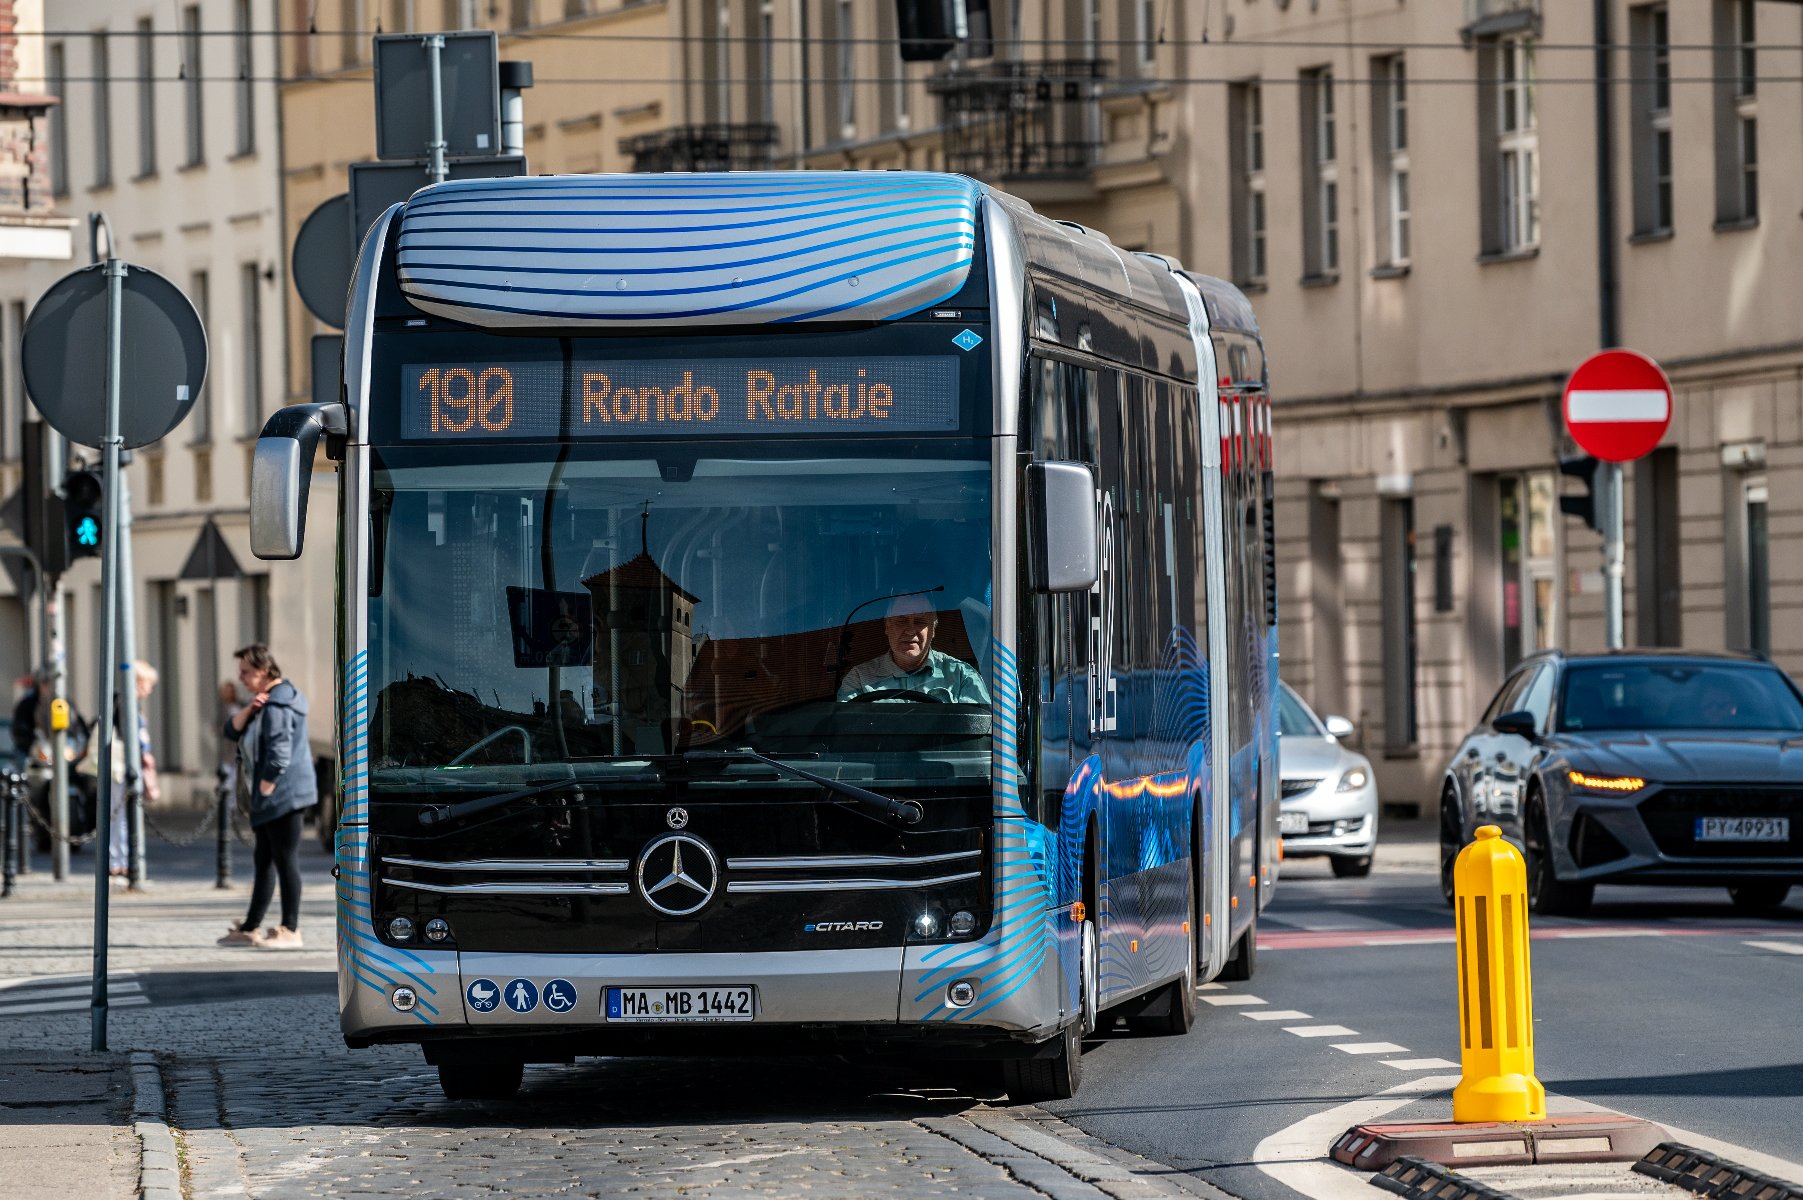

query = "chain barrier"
19;790;101;847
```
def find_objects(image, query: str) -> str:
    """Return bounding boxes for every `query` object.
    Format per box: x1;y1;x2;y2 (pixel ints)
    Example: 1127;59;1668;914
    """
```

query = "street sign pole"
49;589;68;881
118;469;144;889
1603;461;1625;650
90;247;126;1054
426;34;449;186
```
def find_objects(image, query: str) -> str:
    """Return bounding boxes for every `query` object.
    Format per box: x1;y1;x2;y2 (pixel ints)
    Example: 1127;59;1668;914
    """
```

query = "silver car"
1278;683;1380;877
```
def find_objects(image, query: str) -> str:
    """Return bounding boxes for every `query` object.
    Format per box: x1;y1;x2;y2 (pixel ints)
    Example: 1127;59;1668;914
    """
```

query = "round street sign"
22;262;207;450
292;193;353;329
1562;349;1672;463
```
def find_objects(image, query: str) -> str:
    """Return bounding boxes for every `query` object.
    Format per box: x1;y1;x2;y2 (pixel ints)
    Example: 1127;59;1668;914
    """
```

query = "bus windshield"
368;442;994;791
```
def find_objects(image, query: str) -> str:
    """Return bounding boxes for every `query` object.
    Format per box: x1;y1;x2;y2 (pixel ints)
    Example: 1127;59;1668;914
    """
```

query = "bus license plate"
605;986;756;1022
1695;816;1789;843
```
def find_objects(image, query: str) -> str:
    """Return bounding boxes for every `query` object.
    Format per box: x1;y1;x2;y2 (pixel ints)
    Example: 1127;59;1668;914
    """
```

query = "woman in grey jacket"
216;644;318;950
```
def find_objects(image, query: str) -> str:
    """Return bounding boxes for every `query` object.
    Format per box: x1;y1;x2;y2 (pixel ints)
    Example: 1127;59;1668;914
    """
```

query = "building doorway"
1499;469;1558;670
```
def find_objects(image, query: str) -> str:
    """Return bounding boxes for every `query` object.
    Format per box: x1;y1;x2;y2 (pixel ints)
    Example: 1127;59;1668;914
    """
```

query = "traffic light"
1558;455;1604;535
62;470;104;559
20;421;68;578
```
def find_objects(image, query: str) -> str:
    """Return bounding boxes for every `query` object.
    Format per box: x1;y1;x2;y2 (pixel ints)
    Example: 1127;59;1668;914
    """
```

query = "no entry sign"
1562;349;1672;463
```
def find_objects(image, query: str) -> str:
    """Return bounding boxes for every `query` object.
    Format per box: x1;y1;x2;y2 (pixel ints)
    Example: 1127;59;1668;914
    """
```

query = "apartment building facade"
1;0;289;800
1179;0;1803;807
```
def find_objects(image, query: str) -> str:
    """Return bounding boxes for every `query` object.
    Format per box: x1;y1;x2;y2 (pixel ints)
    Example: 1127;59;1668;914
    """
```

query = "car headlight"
1336;766;1370;793
1567;769;1646;794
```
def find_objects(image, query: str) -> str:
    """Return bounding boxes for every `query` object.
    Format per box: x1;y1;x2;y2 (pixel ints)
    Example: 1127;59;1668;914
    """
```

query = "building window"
1300;67;1337;279
836;0;856;139
136;20;157;177
1491;34;1538;253
892;4;911;132
1136;0;1157;68
510;0;533;27
711;0;731;123
1229;81;1266;286
388;0;416;33
1713;0;1757;225
563;0;586;17
1498;470;1559;669
1381;496;1418;753
47;42;68;196
1742;477;1768;657
91;34;112;189
1372;54;1409;266
1629;4;1672;236
182;7;204;167
340;0;361;67
240;264;263;437
188;270;211;444
234;0;255;155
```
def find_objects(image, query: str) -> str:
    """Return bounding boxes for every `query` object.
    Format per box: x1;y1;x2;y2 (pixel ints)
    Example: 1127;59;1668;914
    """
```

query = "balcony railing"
926;60;1107;183
619;124;779;173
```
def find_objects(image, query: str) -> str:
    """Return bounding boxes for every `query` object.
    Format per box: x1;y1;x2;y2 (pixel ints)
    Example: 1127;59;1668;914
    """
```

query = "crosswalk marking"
1;993;150;1017
0;973;147;1018
1744;941;1803;956
1241;1009;1311;1021
1331;1042;1409;1055
1382;1057;1459;1070
1285;1024;1359;1038
1200;994;1266;1006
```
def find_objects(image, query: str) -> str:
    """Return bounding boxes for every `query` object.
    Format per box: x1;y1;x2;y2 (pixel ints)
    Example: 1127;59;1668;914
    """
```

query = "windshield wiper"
417;777;587;827
686;749;923;826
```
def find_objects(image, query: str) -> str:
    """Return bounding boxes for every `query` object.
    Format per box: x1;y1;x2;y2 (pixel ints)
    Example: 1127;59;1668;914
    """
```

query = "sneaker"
216;923;263;948
255;926;304;951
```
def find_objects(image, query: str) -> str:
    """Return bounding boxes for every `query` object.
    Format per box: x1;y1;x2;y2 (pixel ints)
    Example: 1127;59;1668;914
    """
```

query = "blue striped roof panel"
395;172;984;328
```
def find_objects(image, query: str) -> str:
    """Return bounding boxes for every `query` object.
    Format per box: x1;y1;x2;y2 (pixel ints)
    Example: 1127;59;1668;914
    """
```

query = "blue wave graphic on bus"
395;173;981;329
337;651;440;1025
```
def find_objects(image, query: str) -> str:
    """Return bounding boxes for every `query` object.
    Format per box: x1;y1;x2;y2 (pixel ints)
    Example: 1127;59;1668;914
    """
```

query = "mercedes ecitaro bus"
249;172;1279;1101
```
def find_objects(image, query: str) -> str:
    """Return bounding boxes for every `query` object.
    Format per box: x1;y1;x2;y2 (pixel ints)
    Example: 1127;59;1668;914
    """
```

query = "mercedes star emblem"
666;807;689;830
635;834;720;917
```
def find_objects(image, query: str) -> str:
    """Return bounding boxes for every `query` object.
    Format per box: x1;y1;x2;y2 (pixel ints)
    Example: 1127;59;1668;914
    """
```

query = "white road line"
0;971;139;992
1242;1009;1312;1021
1253;1073;1461;1199
1330;1042;1409;1056
1544;928;1664;939
1361;935;1457;946
1285;1025;1360;1038
1381;1057;1459;1070
1200;994;1266;1006
1198;982;1227;991
1;995;151;1017
1744;940;1803;956
0;982;144;1004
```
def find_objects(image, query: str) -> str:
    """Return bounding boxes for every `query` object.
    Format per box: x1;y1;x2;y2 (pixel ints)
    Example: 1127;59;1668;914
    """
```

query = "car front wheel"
1439;788;1462;906
1524;796;1593;917
1331;855;1373;878
1727;884;1792;913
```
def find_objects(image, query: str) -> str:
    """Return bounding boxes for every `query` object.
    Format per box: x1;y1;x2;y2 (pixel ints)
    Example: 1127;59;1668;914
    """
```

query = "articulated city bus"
249;172;1277;1101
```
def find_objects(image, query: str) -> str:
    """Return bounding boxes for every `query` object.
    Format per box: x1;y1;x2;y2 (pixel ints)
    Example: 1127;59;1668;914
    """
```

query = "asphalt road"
1048;827;1803;1199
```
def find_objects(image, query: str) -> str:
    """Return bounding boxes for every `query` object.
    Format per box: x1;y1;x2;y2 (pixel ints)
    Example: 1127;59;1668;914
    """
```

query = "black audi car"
1440;650;1803;915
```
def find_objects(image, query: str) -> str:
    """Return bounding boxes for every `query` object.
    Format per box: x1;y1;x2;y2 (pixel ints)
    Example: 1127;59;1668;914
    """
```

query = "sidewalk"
0;1052;138;1200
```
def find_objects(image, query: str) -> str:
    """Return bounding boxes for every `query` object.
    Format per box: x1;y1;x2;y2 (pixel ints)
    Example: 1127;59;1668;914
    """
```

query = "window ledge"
1476;246;1539;266
227;148;258;163
87;181;114;195
1382;745;1421;761
1712;216;1758;234
178;159;206;174
1628;228;1674;245
131;170;158;183
1235;279;1268;295
1299;272;1340;289
1369;263;1411;280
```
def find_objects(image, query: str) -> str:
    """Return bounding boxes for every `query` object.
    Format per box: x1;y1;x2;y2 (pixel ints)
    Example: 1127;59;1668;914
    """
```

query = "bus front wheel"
1000;1017;1083;1103
437;1060;523;1101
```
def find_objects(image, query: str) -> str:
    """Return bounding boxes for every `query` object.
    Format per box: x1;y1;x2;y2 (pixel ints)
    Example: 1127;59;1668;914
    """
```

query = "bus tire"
1218;913;1257;982
1126;876;1197;1036
437;1060;523;1101
1000;1017;1083;1103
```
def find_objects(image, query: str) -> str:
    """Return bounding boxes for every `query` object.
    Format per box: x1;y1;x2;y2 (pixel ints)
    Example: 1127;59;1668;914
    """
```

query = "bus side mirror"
1027;460;1098;593
250;402;346;560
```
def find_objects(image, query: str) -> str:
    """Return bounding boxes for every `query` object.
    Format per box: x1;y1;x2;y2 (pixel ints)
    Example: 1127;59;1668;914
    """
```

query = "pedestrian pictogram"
504;978;539;1013
466;978;500;1013
75;517;99;547
1561;349;1672;464
543;979;577;1013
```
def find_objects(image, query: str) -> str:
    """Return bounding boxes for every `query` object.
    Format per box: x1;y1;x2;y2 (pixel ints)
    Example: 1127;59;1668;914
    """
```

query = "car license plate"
1280;811;1309;836
604;986;756;1022
1695;816;1790;843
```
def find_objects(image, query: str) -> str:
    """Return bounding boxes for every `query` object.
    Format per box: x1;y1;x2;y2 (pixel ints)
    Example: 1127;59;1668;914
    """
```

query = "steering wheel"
846;688;946;704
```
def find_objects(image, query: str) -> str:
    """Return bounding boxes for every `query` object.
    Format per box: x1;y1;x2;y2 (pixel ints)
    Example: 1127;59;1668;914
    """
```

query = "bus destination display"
402;356;960;440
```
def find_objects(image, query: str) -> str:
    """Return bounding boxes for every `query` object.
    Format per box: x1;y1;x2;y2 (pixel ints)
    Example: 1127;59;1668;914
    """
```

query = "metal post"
49;589;69;881
2;771;15;898
90;243;125;1054
215;764;231;889
118;470;144;889
424;35;448;186
1604;461;1626;650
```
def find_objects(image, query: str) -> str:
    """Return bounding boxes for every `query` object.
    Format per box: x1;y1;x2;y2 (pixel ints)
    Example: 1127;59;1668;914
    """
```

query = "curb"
129;1051;183;1200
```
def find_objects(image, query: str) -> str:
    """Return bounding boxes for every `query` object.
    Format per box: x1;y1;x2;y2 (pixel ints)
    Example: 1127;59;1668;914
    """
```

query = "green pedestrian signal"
62;470;104;560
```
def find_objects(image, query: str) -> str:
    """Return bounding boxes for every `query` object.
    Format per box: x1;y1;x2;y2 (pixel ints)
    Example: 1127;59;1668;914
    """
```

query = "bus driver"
838;594;990;704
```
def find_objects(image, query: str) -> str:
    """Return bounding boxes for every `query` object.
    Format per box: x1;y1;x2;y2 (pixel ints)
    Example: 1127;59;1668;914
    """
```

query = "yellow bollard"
1451;825;1546;1124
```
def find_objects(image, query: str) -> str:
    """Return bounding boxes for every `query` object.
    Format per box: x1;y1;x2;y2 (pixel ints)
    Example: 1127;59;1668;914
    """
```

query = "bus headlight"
424;918;451;943
948;910;977;937
387;916;415;942
946;980;976;1008
913;912;941;939
391;986;417;1012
